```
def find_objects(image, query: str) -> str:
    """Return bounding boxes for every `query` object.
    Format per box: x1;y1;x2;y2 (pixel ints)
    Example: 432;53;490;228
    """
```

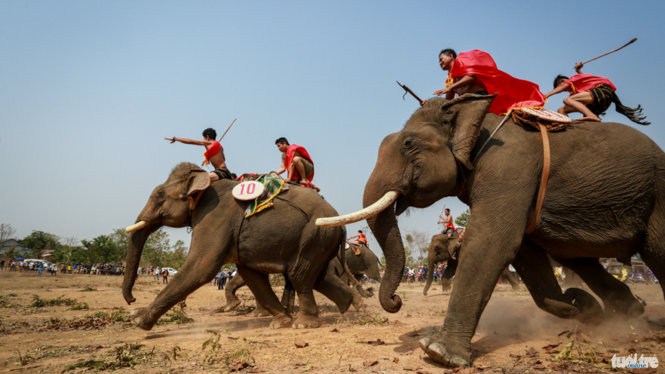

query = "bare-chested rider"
165;128;235;182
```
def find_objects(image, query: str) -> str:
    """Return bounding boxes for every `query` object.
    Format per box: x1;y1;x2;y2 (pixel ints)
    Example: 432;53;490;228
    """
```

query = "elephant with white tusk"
123;163;359;330
317;94;665;367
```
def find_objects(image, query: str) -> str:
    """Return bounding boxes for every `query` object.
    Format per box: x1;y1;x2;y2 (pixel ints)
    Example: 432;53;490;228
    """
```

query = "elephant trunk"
122;224;158;305
423;252;436;296
366;256;382;282
365;192;405;313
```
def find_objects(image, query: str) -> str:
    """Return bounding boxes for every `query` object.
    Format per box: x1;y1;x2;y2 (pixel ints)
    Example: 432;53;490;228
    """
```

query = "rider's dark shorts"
213;168;237;180
587;84;615;115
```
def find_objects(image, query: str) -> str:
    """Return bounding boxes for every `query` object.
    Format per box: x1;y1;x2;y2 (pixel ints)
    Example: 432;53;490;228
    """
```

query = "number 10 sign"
232;181;265;201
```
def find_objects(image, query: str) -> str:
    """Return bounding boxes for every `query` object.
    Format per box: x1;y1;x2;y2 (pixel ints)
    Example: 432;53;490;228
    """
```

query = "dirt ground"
1;272;664;373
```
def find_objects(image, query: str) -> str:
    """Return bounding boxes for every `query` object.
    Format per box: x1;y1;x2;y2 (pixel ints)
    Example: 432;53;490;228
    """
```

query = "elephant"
224;244;376;312
317;94;664;367
422;232;518;295
342;243;382;296
123;163;360;330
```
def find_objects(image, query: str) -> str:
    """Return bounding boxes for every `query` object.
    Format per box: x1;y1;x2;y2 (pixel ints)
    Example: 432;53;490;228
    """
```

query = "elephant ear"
440;93;495;170
186;169;211;210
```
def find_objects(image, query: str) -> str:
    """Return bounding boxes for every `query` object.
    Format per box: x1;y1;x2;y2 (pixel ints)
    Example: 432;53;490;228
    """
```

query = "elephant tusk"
316;191;399;227
125;221;148;233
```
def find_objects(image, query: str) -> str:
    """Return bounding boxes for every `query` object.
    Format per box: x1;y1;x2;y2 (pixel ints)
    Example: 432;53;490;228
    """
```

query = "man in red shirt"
433;48;545;115
165;128;235;182
275;137;315;185
438;208;455;238
348;230;368;246
544;62;649;124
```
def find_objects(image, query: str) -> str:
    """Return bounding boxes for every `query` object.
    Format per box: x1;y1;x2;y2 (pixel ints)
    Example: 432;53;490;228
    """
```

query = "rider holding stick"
165;123;237;181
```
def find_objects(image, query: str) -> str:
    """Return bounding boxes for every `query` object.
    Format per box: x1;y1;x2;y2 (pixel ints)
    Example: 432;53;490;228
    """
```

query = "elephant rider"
432;48;545;114
165;128;236;182
348;230;368;255
274;137;319;191
543;62;649;124
438;209;455;238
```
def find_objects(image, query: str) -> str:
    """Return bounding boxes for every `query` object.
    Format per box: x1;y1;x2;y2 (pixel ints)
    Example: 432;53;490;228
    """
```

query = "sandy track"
1;272;663;373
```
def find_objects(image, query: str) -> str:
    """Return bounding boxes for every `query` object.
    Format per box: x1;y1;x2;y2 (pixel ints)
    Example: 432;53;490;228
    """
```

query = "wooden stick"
218;118;237;141
577;38;637;72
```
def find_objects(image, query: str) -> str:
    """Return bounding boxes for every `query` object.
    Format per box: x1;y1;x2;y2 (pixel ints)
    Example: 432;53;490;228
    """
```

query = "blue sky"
1;1;664;256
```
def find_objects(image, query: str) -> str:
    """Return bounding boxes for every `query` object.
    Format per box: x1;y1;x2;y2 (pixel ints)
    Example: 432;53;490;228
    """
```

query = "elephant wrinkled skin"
123;163;356;330
355;95;664;367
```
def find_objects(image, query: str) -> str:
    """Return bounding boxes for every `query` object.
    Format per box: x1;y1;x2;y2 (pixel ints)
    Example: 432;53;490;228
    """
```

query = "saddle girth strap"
525;124;551;233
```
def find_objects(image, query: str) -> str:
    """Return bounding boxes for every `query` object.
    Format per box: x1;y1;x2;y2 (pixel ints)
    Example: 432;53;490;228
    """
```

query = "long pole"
218;118;237;141
576;38;637;72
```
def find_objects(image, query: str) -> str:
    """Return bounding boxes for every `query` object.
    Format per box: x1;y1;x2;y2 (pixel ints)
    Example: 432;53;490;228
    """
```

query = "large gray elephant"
318;95;663;367
123;163;358;330
422;232;518;295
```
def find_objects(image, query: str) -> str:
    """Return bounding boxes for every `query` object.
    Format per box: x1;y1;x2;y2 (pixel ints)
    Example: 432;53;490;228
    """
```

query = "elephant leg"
512;241;603;325
224;274;245;311
420;225;524;367
556;257;643;318
501;268;520;290
439;259;457;293
237;266;291;328
314;264;361;313
132;241;226;330
280;275;296;314
256;275;294;316
641;199;665;301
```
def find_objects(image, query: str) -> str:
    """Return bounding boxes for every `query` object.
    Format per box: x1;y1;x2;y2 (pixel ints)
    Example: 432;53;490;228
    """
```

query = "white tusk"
125;221;148;233
316;191;399;227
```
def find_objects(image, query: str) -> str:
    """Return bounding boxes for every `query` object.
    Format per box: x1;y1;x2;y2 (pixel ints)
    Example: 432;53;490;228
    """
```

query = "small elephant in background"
422;232;519;296
341;243;382;297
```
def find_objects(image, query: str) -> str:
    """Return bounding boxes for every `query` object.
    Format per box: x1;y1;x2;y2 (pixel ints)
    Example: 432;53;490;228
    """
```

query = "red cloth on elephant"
448;50;545;114
203;141;222;165
285;144;314;181
564;74;616;94
357;232;367;244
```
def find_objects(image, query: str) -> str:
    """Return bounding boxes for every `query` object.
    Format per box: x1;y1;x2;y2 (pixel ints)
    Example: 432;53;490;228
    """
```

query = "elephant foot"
253;307;272;317
131;308;154;331
269;314;292;329
605;296;645;319
223;298;242;312
292;314;320;329
351;292;365;312
419;335;470;368
564;288;604;325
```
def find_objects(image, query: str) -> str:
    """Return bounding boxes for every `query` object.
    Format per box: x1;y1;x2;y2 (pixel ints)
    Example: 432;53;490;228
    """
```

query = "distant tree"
0;223;16;243
163;240;188;268
455;208;470;227
54;237;81;264
142;229;171;267
21;230;60;259
404;230;430;265
82;234;123;264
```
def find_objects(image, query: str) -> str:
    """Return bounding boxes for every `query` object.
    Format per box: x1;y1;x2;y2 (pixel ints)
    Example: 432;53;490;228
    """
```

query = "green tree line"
1;224;187;268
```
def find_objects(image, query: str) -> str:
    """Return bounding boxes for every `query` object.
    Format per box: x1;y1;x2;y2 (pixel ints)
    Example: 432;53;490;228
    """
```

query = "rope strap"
525;124;551;233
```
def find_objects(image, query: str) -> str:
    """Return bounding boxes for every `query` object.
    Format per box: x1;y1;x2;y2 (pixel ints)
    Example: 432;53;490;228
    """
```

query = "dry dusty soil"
1;272;664;373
